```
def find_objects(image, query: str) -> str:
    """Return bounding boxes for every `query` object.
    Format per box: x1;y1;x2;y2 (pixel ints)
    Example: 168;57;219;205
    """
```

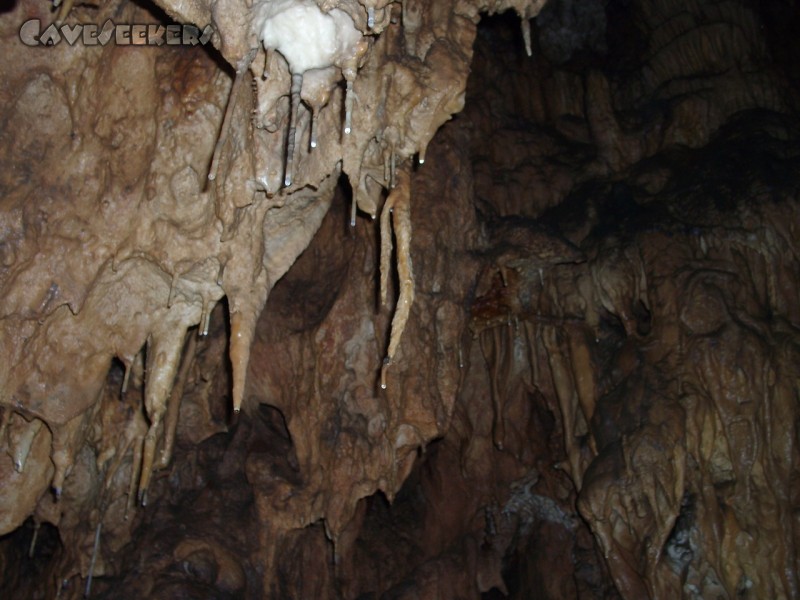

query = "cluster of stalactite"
461;3;800;596
468;85;800;600
0;0;548;594
2;0;800;596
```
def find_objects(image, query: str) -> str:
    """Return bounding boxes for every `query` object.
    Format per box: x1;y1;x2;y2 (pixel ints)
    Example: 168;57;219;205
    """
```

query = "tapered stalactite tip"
521;18;532;57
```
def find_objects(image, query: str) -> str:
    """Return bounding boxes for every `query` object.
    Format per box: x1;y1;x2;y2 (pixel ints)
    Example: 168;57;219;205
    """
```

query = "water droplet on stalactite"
284;72;304;188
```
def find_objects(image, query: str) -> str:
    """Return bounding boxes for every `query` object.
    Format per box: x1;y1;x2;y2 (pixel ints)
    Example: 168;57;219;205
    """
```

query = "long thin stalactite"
380;167;414;390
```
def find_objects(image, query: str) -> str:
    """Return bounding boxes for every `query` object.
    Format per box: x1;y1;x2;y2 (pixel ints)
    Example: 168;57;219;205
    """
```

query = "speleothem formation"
1;0;799;597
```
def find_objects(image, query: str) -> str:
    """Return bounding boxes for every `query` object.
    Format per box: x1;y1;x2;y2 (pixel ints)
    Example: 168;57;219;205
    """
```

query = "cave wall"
1;0;800;598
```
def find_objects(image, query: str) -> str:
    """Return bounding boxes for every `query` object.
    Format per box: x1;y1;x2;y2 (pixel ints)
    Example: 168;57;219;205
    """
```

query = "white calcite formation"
255;0;365;185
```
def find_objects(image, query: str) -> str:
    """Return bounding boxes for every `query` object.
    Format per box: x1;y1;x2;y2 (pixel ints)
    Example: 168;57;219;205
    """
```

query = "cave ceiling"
1;0;800;598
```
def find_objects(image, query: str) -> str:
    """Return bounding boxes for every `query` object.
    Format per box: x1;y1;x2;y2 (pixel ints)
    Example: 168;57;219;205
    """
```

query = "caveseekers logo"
19;19;213;47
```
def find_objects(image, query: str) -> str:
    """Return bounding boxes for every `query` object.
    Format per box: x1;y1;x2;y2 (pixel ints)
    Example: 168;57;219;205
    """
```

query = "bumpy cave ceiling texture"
1;0;800;597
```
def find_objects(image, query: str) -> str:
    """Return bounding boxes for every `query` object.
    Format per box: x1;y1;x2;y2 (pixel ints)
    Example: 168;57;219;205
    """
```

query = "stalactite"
567;325;598;455
261;48;269;79
284;72;304;187
343;78;355;136
380;168;414;390
350;192;358;228
229;308;258;414
379;182;397;309
310;108;319;149
477;316;539;452
301;66;338;151
542;325;585;489
101;426;136;505
138;326;188;504
208;50;256;183
120;359;132;395
84;521;102;598
28;519;39;559
53;0;75;25
8;415;42;473
126;432;143;518
50;413;86;499
167;273;178;308
520;17;532;57
156;332;197;470
199;299;213;337
479;326;506;449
